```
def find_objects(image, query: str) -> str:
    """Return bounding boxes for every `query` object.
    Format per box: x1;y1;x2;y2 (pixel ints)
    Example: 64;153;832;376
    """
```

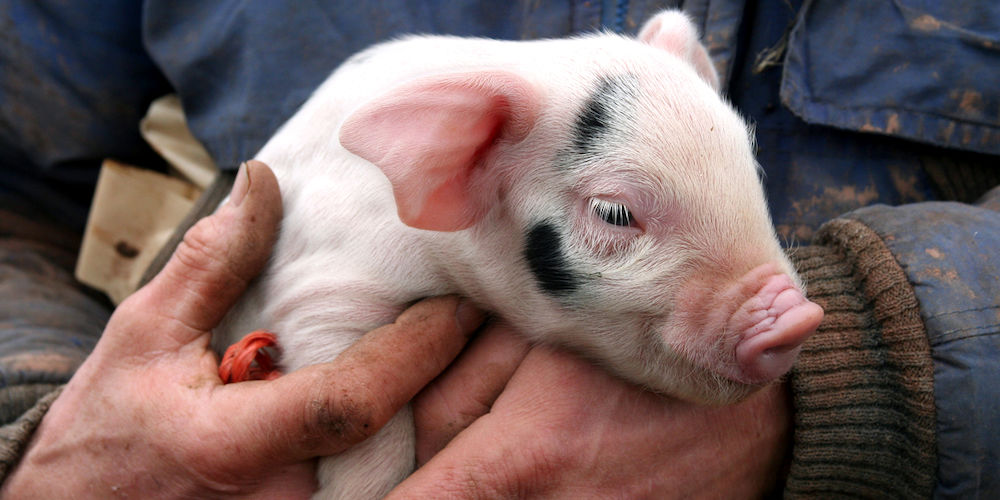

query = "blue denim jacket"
0;0;997;496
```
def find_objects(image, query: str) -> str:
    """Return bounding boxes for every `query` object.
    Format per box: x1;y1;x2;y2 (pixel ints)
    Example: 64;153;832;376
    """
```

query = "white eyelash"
589;197;634;227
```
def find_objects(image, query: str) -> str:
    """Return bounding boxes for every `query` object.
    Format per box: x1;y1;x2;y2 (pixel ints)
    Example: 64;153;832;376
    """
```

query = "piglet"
215;10;824;499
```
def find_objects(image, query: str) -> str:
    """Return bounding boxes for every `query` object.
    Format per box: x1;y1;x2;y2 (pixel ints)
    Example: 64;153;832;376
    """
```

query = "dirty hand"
393;322;792;498
0;160;483;499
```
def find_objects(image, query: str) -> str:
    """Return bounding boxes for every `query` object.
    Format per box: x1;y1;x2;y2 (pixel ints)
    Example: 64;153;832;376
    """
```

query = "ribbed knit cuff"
784;218;936;498
0;386;63;483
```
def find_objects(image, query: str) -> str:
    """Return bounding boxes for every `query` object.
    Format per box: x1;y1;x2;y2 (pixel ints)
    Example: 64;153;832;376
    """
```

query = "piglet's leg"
729;267;824;385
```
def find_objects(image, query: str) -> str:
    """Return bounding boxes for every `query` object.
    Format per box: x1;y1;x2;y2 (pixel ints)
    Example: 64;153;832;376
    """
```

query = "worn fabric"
782;1;1000;157
786;188;1000;499
788;221;936;498
845;191;1000;499
0;199;109;482
0;387;62;480
0;201;108;397
0;0;172;231
720;0;1000;243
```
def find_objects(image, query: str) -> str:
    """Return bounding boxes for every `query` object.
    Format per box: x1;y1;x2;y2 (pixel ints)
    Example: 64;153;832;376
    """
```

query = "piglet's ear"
339;71;537;232
638;11;720;92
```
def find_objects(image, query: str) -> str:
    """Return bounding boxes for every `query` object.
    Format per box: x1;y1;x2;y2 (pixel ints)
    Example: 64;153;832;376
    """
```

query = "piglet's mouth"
729;273;824;385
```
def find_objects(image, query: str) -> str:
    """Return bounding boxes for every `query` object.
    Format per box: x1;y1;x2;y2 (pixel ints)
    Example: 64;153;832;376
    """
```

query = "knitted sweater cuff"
0;386;63;484
784;218;936;498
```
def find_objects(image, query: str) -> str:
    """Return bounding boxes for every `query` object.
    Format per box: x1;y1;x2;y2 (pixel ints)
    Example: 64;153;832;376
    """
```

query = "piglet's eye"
589;198;636;228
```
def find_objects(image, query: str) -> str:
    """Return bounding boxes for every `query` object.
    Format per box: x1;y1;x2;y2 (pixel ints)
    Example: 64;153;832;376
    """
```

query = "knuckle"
177;221;222;272
174;219;246;289
301;384;380;451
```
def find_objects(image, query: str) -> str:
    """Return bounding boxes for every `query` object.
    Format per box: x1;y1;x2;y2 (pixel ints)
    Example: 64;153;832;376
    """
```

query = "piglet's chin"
732;276;824;385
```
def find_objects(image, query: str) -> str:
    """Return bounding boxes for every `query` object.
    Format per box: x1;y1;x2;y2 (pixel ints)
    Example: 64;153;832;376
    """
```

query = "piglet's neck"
420;210;558;330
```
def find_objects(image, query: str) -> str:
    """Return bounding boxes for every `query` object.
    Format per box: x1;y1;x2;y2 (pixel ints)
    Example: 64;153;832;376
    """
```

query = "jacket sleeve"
0;203;111;483
0;388;62;480
785;186;1000;498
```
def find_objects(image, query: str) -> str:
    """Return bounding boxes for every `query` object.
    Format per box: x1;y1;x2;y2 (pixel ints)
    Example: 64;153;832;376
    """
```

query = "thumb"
120;160;282;347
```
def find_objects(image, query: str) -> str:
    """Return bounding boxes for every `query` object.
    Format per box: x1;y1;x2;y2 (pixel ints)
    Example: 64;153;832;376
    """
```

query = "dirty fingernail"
230;162;251;207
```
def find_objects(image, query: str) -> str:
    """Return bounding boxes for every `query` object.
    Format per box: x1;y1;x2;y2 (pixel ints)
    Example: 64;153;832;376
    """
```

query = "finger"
389;348;657;500
412;321;529;465
121;160;282;345
214;295;486;467
390;348;587;500
386;415;535;500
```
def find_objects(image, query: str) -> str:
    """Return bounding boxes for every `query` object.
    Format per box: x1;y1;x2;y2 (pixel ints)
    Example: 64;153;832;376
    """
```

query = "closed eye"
589;198;636;228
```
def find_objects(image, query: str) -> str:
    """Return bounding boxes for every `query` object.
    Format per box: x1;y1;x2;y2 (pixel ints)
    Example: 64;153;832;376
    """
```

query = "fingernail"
230;162;251;207
455;299;486;335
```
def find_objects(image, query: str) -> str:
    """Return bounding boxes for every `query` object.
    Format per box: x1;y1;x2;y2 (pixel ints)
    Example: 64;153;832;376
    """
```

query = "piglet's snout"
729;272;824;385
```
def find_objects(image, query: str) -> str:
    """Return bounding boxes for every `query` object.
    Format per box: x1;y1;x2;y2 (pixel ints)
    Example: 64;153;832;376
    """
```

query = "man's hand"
394;323;793;499
1;161;484;499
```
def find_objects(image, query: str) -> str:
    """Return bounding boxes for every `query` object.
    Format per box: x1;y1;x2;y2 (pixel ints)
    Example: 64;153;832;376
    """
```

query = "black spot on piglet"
573;78;614;152
571;75;638;154
524;222;580;296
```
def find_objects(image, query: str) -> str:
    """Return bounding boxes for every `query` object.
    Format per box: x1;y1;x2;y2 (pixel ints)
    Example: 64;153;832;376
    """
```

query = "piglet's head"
340;11;822;405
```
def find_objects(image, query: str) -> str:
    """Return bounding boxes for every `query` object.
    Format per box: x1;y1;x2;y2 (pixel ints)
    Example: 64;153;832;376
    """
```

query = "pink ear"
638;11;721;92
339;71;537;231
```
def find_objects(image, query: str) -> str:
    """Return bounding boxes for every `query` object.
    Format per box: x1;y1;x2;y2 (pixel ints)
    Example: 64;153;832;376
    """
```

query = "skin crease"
0;161;485;499
0;160;793;498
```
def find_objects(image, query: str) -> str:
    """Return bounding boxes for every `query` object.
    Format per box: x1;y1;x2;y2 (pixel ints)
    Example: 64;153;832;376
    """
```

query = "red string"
219;330;282;383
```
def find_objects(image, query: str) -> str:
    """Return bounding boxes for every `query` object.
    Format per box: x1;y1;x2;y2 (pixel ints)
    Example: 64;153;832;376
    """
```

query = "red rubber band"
219;330;282;383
